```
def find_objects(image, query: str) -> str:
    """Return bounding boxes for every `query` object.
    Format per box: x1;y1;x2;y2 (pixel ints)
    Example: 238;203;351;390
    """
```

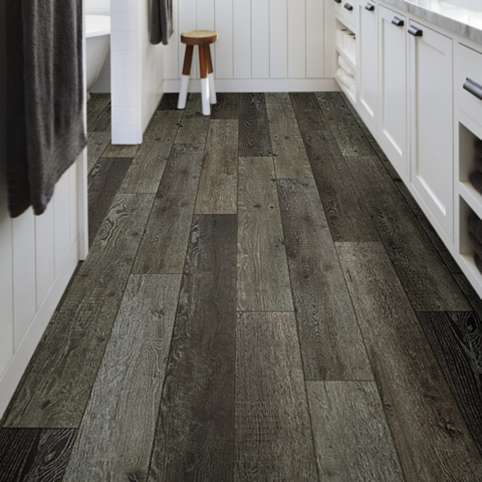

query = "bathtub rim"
85;14;111;39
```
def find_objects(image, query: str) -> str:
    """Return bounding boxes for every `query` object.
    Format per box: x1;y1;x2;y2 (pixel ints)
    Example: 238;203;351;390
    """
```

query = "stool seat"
181;30;218;46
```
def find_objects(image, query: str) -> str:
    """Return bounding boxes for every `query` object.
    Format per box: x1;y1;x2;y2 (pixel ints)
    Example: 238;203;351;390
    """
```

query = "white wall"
85;0;110;14
111;0;165;144
163;0;336;92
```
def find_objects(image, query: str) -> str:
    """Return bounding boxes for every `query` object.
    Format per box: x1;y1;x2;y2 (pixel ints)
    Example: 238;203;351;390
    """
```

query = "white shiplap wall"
163;0;337;92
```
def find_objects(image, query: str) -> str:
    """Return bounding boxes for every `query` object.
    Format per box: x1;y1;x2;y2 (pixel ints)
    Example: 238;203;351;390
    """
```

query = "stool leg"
206;45;217;105
178;45;193;110
199;45;211;116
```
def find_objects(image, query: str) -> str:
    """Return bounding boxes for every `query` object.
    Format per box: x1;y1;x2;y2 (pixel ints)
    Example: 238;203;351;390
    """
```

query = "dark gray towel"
6;0;87;218
150;0;174;46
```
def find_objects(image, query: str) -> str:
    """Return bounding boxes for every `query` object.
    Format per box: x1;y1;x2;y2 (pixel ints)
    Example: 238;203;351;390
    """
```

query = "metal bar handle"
464;78;482;101
344;3;354;11
391;16;404;27
408;25;423;37
365;3;375;11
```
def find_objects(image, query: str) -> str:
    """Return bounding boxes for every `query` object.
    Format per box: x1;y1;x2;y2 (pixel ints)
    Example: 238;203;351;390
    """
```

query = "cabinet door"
408;21;453;243
379;6;407;180
358;1;378;130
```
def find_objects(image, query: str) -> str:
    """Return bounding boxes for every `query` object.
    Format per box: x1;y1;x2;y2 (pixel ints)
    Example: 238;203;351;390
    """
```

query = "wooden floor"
1;92;482;481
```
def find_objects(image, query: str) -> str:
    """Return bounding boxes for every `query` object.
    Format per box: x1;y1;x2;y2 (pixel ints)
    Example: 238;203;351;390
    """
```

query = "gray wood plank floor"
2;93;481;481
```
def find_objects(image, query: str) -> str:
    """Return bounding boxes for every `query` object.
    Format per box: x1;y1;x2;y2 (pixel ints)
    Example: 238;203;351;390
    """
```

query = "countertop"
379;0;482;46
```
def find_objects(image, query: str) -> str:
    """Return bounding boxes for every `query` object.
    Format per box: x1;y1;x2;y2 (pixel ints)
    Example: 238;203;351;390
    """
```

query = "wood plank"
337;242;482;481
3;194;154;427
148;215;237;481
418;311;482;454
158;93;179;111
290;92;378;242
103;143;140;159
87;94;110;131
307;381;404;481
0;428;76;481
133;144;204;274
341;150;470;311
237;157;293;312
265;93;313;179
90;103;111;132
195;119;238;214
235;312;318;481
238;94;272;157
175;95;210;150
211;93;240;120
87;131;110;173
63;274;181;482
88;157;132;245
144;110;182;142
278;178;372;380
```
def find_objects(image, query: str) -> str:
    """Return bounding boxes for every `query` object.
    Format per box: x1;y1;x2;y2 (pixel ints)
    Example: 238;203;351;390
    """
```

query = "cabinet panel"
379;6;407;180
358;1;378;129
409;21;453;242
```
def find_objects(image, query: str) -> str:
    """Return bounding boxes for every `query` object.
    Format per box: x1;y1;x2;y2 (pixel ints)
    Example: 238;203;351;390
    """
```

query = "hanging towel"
150;0;174;45
6;0;87;218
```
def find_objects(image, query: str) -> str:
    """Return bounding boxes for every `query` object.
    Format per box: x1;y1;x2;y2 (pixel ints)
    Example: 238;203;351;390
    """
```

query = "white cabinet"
379;6;408;180
408;21;454;243
358;1;378;130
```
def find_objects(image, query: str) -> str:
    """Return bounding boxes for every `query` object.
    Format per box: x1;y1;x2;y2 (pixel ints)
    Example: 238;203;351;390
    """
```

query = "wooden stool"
178;30;218;116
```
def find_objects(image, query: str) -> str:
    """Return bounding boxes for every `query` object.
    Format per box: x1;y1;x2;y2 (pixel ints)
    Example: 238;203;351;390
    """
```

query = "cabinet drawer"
334;0;358;32
456;43;482;127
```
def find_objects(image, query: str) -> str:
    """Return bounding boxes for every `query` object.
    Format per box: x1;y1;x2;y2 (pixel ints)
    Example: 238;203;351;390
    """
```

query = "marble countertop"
379;0;482;46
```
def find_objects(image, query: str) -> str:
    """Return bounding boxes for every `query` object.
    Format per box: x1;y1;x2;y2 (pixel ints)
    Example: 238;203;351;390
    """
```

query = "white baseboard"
0;243;79;420
163;78;339;93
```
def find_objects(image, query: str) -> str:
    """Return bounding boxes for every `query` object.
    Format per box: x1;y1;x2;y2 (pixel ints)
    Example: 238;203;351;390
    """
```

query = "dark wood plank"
118;110;182;194
175;95;210;150
90;103;111;132
87;94;110;131
307;381;404;481
342;150;470;311
337;242;482;481
63;274;181;482
158;93;179;110
88;158;132;245
278;178;372;380
195;119;238;214
0;428;76;482
266;93;313;179
418;311;482;454
237;157;293;312
235;312;318;481
290;92;378;242
148;215;237;482
87;131;110;173
103;143;140;159
238;93;272;157
211;93;240;119
133;144;204;274
3;194;154;427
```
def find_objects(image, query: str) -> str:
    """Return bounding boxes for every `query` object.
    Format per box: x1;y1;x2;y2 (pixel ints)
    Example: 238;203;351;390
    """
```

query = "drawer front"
456;43;482;127
334;0;358;32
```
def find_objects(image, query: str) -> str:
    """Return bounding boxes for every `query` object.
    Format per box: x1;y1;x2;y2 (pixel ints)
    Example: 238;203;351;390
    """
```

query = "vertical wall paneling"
12;211;36;349
165;0;180;79
214;0;234;79
180;0;197;78
233;0;252;78
306;0;324;78
270;0;288;79
288;0;307;78
35;202;55;308
252;0;270;78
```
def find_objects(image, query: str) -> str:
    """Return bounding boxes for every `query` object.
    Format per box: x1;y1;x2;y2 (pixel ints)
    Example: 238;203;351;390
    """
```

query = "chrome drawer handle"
365;3;375;11
391;16;404;27
408;25;423;37
464;78;482;101
344;3;354;11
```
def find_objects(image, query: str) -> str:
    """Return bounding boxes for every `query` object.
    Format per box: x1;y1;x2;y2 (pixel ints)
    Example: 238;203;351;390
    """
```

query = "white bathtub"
85;15;111;91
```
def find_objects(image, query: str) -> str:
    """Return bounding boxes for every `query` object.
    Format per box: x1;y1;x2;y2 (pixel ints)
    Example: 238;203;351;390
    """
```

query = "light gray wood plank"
144;110;182;142
148;215;237;481
337;242;482;481
3;194;154;427
133;144;204;274
266;93;313;179
237;157;293;312
195;119;238;214
175;96;209;151
103;143;140;159
63;274;181;482
235;312;318;482
278;178;372;380
307;381;404;481
87;94;110;131
87;131;110;173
